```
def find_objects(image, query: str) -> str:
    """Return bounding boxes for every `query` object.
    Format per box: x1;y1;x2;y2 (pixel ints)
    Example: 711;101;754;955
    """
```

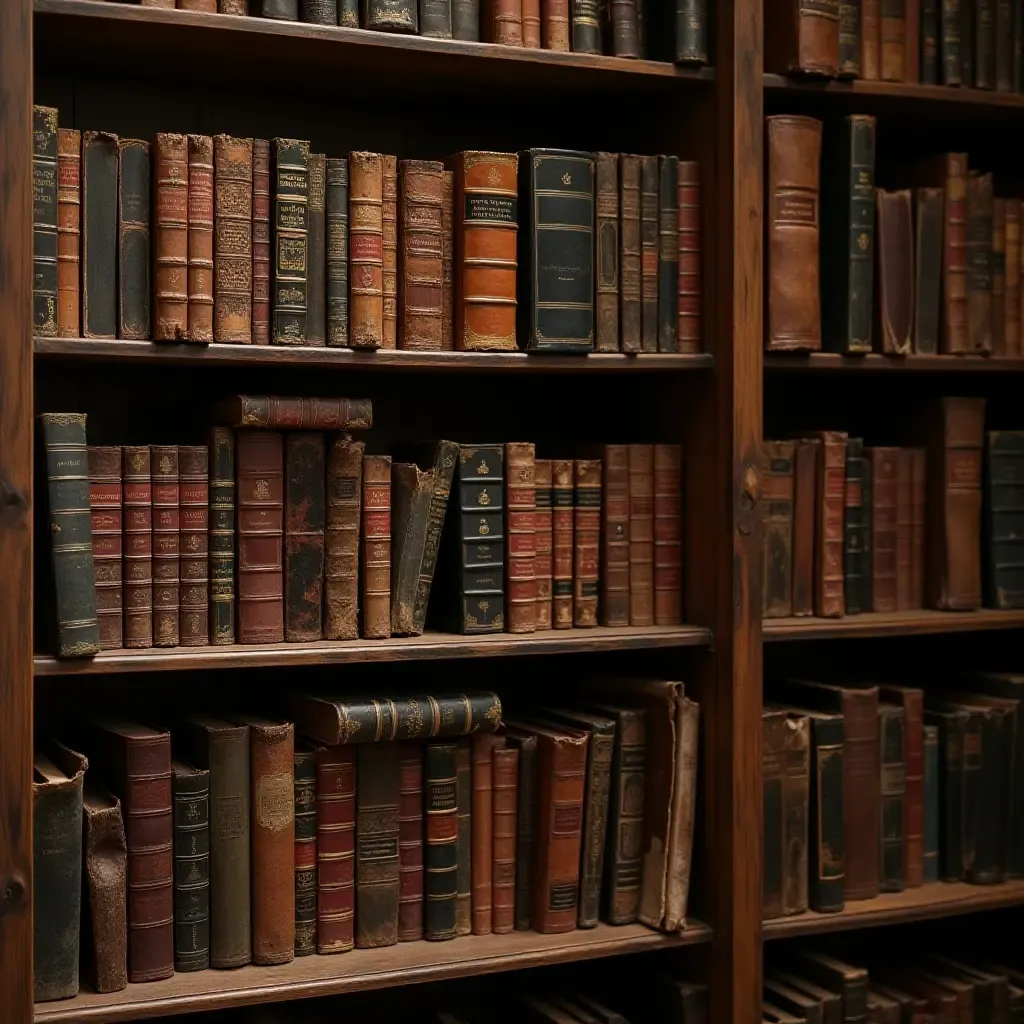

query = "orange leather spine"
187;135;214;343
153;133;189;341
491;747;519;935
349;152;384;350
471;733;506;934
57;128;81;338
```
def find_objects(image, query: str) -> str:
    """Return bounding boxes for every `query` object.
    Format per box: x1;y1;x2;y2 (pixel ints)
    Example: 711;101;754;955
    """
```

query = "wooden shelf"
764;352;1024;373
33;624;712;676
763;609;1024;641
34;337;713;374
32;921;711;1023
763;880;1024;939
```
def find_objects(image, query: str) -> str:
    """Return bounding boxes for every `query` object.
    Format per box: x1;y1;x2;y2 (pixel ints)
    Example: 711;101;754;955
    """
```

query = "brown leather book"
1006;199;1021;356
213;135;253;344
601;445;630;626
325;436;364;640
620;154;642;354
187;135;214;343
349;152;384;350
57;128;81;338
285;433;326;642
215;394;373;430
574;459;601;627
88;446;122;650
814;432;846;617
927;396;985;609
967;171;994;355
677;161;701;353
594;153;619;353
123;446;153;649
868;446;899;614
994;197;1008;355
316;745;356;953
178;445;209;647
307;153;327;347
523;0;541;42
382;154;399;350
791;437;818;617
151;445;180;647
485;0;524;41
507;442;537;633
399;159;444;350
910;446;926;608
896;447;913;610
454;738;472;935
764;0;840;74
397;741;424;942
763;440;795;618
534;459;554;629
362;454;392;638
492;746;519;934
640;155;659;353
542;0;570;48
862;0;880;77
154;133;189;341
905;0;920;80
879;0;904;79
876;189;913;354
293;747;317;957
552;459;575;629
628;444;655;625
766;116;822;351
356;743;400;948
237;431;285;644
914;187;944;354
471;732;506;934
880;684;924;887
441;169;454;349
252;139;271;345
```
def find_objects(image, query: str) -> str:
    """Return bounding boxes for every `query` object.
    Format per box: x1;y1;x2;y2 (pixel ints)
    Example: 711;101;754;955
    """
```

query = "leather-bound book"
209;428;235;645
356;743;401;948
835;0;859;73
293;747;317;956
620;154;643;354
326;157;350;346
424;742;458;940
998;0;1015;87
81;784;128;994
966;171;994;354
441;169;454;348
123;446;153;649
33;107;59;338
653;444;682;624
985;431;1024;608
872;968;957;1021
1005;200;1021;355
842;438;865;616
454;739;472;935
878;702;907;891
363;0;418;29
974;0;995;85
791;437;819;617
923;721;940;881
994;197;1008;354
237;430;285;643
675;0;709;62
382;155;399;348
594;153;620;352
471;732;506;934
302;0;338;19
339;0;359;23
504;730;537;930
187;135;215;342
216;394;373;429
213;135;253;344
862;0;880;77
221;0;248;11
677;161;701;353
867;446;898;613
628;444;655;625
422;0;453;34
814;432;846;617
551;458;574;629
171;760;210;972
153;133;189;341
307;153;326;346
763;440;795;618
542;0;568;45
600;447;629;626
769;973;843;1023
82;131;118;339
325;436;364;640
115;138;151;342
910;448;926;608
896;448;913;609
285;433;326;641
398;159;444;350
32;744;86;1002
925;705;968;880
252;139;271;344
638;155;658;352
56;127;81;338
880;684;924;887
362;454;392;638
453;0;481;38
492;745;519;934
764;979;826;1024
316;745;356;953
151;445;180;647
349;152;384;349
484;0;524;42
178;446;209;647
657;156;679;353
914;187;944;354
799;709;845;912
880;0;905;80
574;459;601;627
764;0;840;75
271;139;310;344
505;443;537;633
922;0;940;81
88;446;123;650
39;413;100;658
397;741;424;941
535;459;554;629
927;396;985;609
876;189;913;354
821;115;875;353
766;116;822;351
262;0;299;16
572;0;600;49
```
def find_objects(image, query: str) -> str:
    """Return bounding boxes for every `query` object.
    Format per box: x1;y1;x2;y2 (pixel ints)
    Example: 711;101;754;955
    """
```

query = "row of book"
763;669;1024;919
32;107;702;356
32;682;699;1001
148;0;710;65
766;116;1022;358
763;398;1024;619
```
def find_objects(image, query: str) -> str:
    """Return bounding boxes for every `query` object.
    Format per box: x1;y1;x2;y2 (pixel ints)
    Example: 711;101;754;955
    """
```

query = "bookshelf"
763;609;1024;641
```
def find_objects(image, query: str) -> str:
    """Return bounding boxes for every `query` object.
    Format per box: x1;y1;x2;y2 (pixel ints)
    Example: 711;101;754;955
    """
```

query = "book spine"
507;442;538;633
411;441;460;635
117;138;151;341
305;154;326;348
791;438;819;616
397;742;424;942
657;156;679;353
763;441;795;618
326;158;350;347
424;742;459;941
355;743;400;948
223;396;374;431
252;139;271;345
316;746;356;953
577;727;613;927
178;446;209;647
914;187;944;354
843;438;865;615
534;460;554;630
302;0;338;19
601;446;630;626
82;130;119;339
220;0;248;10
339;0;359;23
574;459;602;627
1005;200;1021;355
879;705;907;892
454;739;472;935
492;747;519;934
880;0;906;79
935;709;966;880
154;133;189;341
910;447;926;608
986;432;1024;608
364;0;418;29
393;466;437;636
639;155;659;353
922;0;940;79
362;455;392;639
808;715;845;912
628;444;655;625
863;0;881;75
349;152;384;350
572;0;601;48
997;0;1014;86
977;0;997;84
33;107;59;338
908;0;921;77
263;0;299;17
869;447;898;613
896;448;913;609
421;0;453;34
123;446;153;649
151;446;180;647
88;446;123;650
594;152;620;352
208;428;235;645
56;127;81;338
942;0;963;81
763;713;785;919
604;710;644;924
923;723;940;882
943;154;969;353
213;135;254;344
472;733;502;935
552;459;575;629
653;444;682;625
843;688;881;901
186;135;214;343
838;0;861;72
900;690;924;887
325;437;364;640
510;735;537;930
272;139;310;345
399;159;444;350
453;0;481;36
285;433;326;641
677;161;701;353
816;433;846;617
441;170;454;349
675;0;708;60
81;796;128;994
172;768;210;972
781;714;810;915
493;0;525;42
294;749;317;956
382;155;398;349
967;171;995;354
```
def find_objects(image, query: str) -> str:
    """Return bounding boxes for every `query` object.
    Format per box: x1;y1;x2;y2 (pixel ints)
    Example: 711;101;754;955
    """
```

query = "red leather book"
869;446;899;614
653;444;682;625
237;431;285;644
251;139;271;346
880;684;924;887
285;433;326;642
187;135;214;343
506;442;537;633
910;447;926;609
627;444;654;625
492;746;519;934
123;446;153;649
600;445;629;626
362;455;392;639
677;161;701;353
88;446;122;650
294;747;317;957
316;745;356;954
178;445;209;647
486;0;524;42
153;133;189;341
471;733;506;934
534;459;553;630
815;432;847;618
151;446;180;647
573;459;601;627
397;741;424;942
552;459;574;629
896;448;913;611
215;395;373;431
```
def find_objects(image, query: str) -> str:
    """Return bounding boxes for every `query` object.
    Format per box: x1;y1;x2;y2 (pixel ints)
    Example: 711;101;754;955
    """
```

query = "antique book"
316;745;356;953
263;0;298;13
574;459;601;627
815;431;847;618
151;446;180;647
542;0;570;47
293;747;317;956
764;0;840;74
471;732;507;935
362;454;392;638
906;0;921;79
153;133;189;341
600;447;629;626
925;704;969;880
801;709;845;912
534;459;554;629
504;731;538;930
842;438;865;616
453;0;480;33
285;433;326;641
594;153;620;352
237;430;285;644
821;115;876;354
837;0;860;72
81;784;128;994
492;746;519;934
639;155;659;352
441;169;454;348
214;135;254;343
455;739;472;935
880;684;925;887
552;459;574;629
209;428;235;645
879;0;905;80
966;170;994;353
766;115;823;351
424;742;459;941
356;743;401;948
927;396;985;609
896;448;913;609
878;702;907;892
364;0;418;29
123;446;153;649
88;446;122;650
397;741;424;941
325;436;365;640
186;135;215;342
252;139;272;344
628;445;655;625
675;0;708;61
876;189;913;354
677;161;702;353
619;154;643;353
975;0;996;85
657;155;680;352
791;438;819;617
605;0;639;54
506;442;537;633
1006;199;1021;355
32;744;86;1002
914;186;944;354
271;139;310;344
923;721;940;881
56;127;81;338
764;979;826;1024
306;153;327;346
421;0;453;33
862;0;880;77
763;440;795;618
82;130;118;340
399;159;444;350
867;446;898;613
911;446;926;608
349;152;384;349
922;0;940;80
382;155;399;348
784;953;869;1024
985;431;1024;608
339;0;359;23
998;0;1015;87
994;197;1007;354
216;394;373;429
39;414;99;658
302;0;338;19
326;157;350;346
171;760;210;972
118;138;151;340
769;973;843;1024
178;446;209;647
484;0;524;41
653;444;682;624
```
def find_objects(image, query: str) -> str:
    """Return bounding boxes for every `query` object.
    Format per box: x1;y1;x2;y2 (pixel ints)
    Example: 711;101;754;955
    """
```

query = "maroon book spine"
491;746;519;935
397;741;424;942
151;446;180;647
89;446;123;650
653;444;682;625
178;445;209;647
316;746;356;954
123;446;153;649
252;139;271;346
285;433;326;642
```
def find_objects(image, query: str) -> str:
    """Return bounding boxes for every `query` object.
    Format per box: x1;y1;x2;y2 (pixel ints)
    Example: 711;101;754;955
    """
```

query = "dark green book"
209;427;235;645
837;0;861;75
292;748;317;957
925;705;969;881
923;723;940;882
977;0;997;86
843;438;866;615
943;0;963;82
922;0;941;81
879;702;906;892
424;742;458;941
804;709;845;913
984;431;1024;609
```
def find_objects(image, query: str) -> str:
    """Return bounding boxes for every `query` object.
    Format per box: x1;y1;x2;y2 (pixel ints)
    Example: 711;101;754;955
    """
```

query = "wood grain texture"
32;921;712;1023
763;608;1024;640
765;352;1024;372
0;1;34;1021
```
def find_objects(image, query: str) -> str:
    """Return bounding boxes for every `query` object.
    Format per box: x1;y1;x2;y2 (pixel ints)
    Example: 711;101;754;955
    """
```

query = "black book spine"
209;427;235;645
639;155;658;353
172;766;211;973
879;705;907;892
1014;0;1024;89
294;749;318;956
963;0;975;83
808;714;845;912
997;0;1014;86
928;708;967;881
837;0;861;74
977;0;997;86
967;708;1007;883
961;709;985;881
412;440;460;634
262;0;299;16
363;0;418;31
452;0;479;36
943;0;963;82
675;0;708;61
306;154;326;346
301;0;338;19
922;0;941;80
118;139;152;341
82;131;119;340
271;138;310;344
326;158;349;347
657;156;679;354
355;743;401;948
985;432;1024;609
33;106;59;338
923;723;940;882
424;742;459;940
573;0;603;51
843;438;866;614
508;733;537;930
421;0;453;34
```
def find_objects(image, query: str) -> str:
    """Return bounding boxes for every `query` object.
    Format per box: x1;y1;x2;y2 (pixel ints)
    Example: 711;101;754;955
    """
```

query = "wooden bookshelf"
764;352;1024;373
32;921;713;1023
762;609;1024;641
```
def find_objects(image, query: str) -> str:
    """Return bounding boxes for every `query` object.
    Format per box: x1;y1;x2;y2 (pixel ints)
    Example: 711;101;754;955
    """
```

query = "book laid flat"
316;745;356;953
216;394;373;430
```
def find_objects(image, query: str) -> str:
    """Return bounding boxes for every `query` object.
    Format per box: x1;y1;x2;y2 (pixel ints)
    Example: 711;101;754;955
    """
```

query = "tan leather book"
399;159;444;350
677;160;701;353
876;189;913;354
491;746;519;934
594;153;620;353
441;169;454;350
186;135;214;343
153;133;189;341
362;454;392;638
151;445;180;647
814;431;846;617
214;135;253;344
552;458;574;628
56;128;81;338
349;152;384;350
522;0;541;42
791;437;818;617
485;0;524;42
507;442;537;633
628;444;654;625
601;445;630;626
542;0;570;48
252;139;271;345
764;0;840;75
381;155;398;350
534;459;554;629
325;436;364;640
471;732;506;934
1005;199;1021;356
868;446;898;614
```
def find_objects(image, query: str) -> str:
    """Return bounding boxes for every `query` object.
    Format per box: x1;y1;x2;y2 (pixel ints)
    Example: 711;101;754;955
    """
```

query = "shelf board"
33;624;712;676
763;880;1024;939
33;920;711;1023
34;337;713;373
764;352;1024;373
763;608;1024;641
